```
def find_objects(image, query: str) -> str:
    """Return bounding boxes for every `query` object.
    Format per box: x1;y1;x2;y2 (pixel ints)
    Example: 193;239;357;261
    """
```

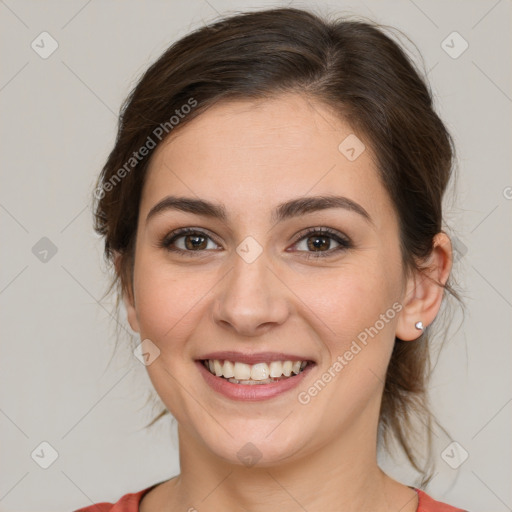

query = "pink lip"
196;351;315;365
195;360;315;401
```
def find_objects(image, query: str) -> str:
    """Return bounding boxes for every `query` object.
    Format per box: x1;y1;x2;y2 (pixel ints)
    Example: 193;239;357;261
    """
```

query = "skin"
117;93;452;512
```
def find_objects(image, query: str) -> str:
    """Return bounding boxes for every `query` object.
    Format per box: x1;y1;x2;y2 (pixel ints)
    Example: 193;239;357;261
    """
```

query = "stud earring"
415;321;424;331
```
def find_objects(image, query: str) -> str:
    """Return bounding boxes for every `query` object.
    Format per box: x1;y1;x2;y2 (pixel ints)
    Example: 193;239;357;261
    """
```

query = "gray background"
0;1;511;511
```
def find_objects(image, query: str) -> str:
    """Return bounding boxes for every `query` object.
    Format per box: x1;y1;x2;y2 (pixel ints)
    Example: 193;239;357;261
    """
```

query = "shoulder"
416;488;469;512
73;484;157;512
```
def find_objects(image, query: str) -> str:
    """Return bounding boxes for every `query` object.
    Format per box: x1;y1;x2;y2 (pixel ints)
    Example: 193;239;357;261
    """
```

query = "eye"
289;227;352;259
158;226;352;259
159;227;221;257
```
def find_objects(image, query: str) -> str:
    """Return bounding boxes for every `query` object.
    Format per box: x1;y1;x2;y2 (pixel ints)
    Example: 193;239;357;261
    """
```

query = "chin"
194;421;311;469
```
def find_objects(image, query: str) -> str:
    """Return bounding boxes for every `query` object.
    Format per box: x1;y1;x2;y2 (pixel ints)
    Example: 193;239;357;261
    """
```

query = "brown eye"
181;233;208;250
290;227;352;259
304;234;335;252
160;228;221;256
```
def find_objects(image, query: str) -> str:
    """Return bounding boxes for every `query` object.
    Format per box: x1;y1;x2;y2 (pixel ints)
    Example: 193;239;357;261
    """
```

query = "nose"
212;250;290;337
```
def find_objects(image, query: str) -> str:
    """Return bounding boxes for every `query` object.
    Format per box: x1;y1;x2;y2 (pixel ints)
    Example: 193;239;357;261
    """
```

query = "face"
124;93;409;467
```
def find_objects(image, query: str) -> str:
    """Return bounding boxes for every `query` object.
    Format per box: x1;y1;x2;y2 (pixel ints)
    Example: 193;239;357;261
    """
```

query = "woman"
76;7;467;512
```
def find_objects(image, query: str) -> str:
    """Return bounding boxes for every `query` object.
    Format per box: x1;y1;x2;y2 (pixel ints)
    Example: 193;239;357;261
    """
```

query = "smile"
196;358;316;401
202;359;311;385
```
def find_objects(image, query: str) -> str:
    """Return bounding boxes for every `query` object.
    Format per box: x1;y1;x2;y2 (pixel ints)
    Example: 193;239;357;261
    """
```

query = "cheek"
307;264;399;341
278;266;400;443
132;254;205;351
303;263;401;406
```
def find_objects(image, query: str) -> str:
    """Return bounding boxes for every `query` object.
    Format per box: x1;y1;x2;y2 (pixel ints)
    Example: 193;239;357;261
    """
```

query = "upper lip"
196;352;316;365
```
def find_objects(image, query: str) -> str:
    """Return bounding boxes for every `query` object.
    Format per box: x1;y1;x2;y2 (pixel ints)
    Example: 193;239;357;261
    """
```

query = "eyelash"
158;226;352;260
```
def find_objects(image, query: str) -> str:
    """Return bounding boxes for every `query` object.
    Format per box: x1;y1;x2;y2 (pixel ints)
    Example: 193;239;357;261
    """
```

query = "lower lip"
195;360;315;401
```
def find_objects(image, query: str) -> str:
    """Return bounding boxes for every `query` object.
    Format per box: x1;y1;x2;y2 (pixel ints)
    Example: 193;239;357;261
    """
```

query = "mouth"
199;358;314;385
194;355;316;401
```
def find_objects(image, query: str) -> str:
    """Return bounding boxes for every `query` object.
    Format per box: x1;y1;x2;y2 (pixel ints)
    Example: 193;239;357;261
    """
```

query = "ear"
395;232;453;341
113;250;140;333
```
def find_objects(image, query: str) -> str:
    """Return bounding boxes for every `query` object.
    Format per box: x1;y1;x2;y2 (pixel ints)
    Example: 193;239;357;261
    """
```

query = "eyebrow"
146;194;373;226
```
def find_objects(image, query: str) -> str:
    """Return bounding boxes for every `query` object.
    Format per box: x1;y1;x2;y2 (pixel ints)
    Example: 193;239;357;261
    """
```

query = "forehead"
141;94;393;228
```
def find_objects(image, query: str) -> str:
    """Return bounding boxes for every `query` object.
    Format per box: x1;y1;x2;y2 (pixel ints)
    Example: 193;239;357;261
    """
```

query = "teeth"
233;362;251;380
282;361;293;376
213;360;223;377
203;359;310;381
250;363;269;380
222;360;235;378
269;361;283;378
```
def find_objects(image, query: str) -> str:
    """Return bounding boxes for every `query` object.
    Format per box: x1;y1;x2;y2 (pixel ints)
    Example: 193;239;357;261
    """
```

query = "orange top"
73;484;467;512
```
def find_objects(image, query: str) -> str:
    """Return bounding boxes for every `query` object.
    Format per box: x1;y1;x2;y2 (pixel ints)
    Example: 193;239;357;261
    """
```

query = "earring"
415;321;424;331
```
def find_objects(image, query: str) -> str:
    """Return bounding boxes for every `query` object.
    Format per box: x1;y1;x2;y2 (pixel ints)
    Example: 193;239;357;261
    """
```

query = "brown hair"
93;7;459;484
